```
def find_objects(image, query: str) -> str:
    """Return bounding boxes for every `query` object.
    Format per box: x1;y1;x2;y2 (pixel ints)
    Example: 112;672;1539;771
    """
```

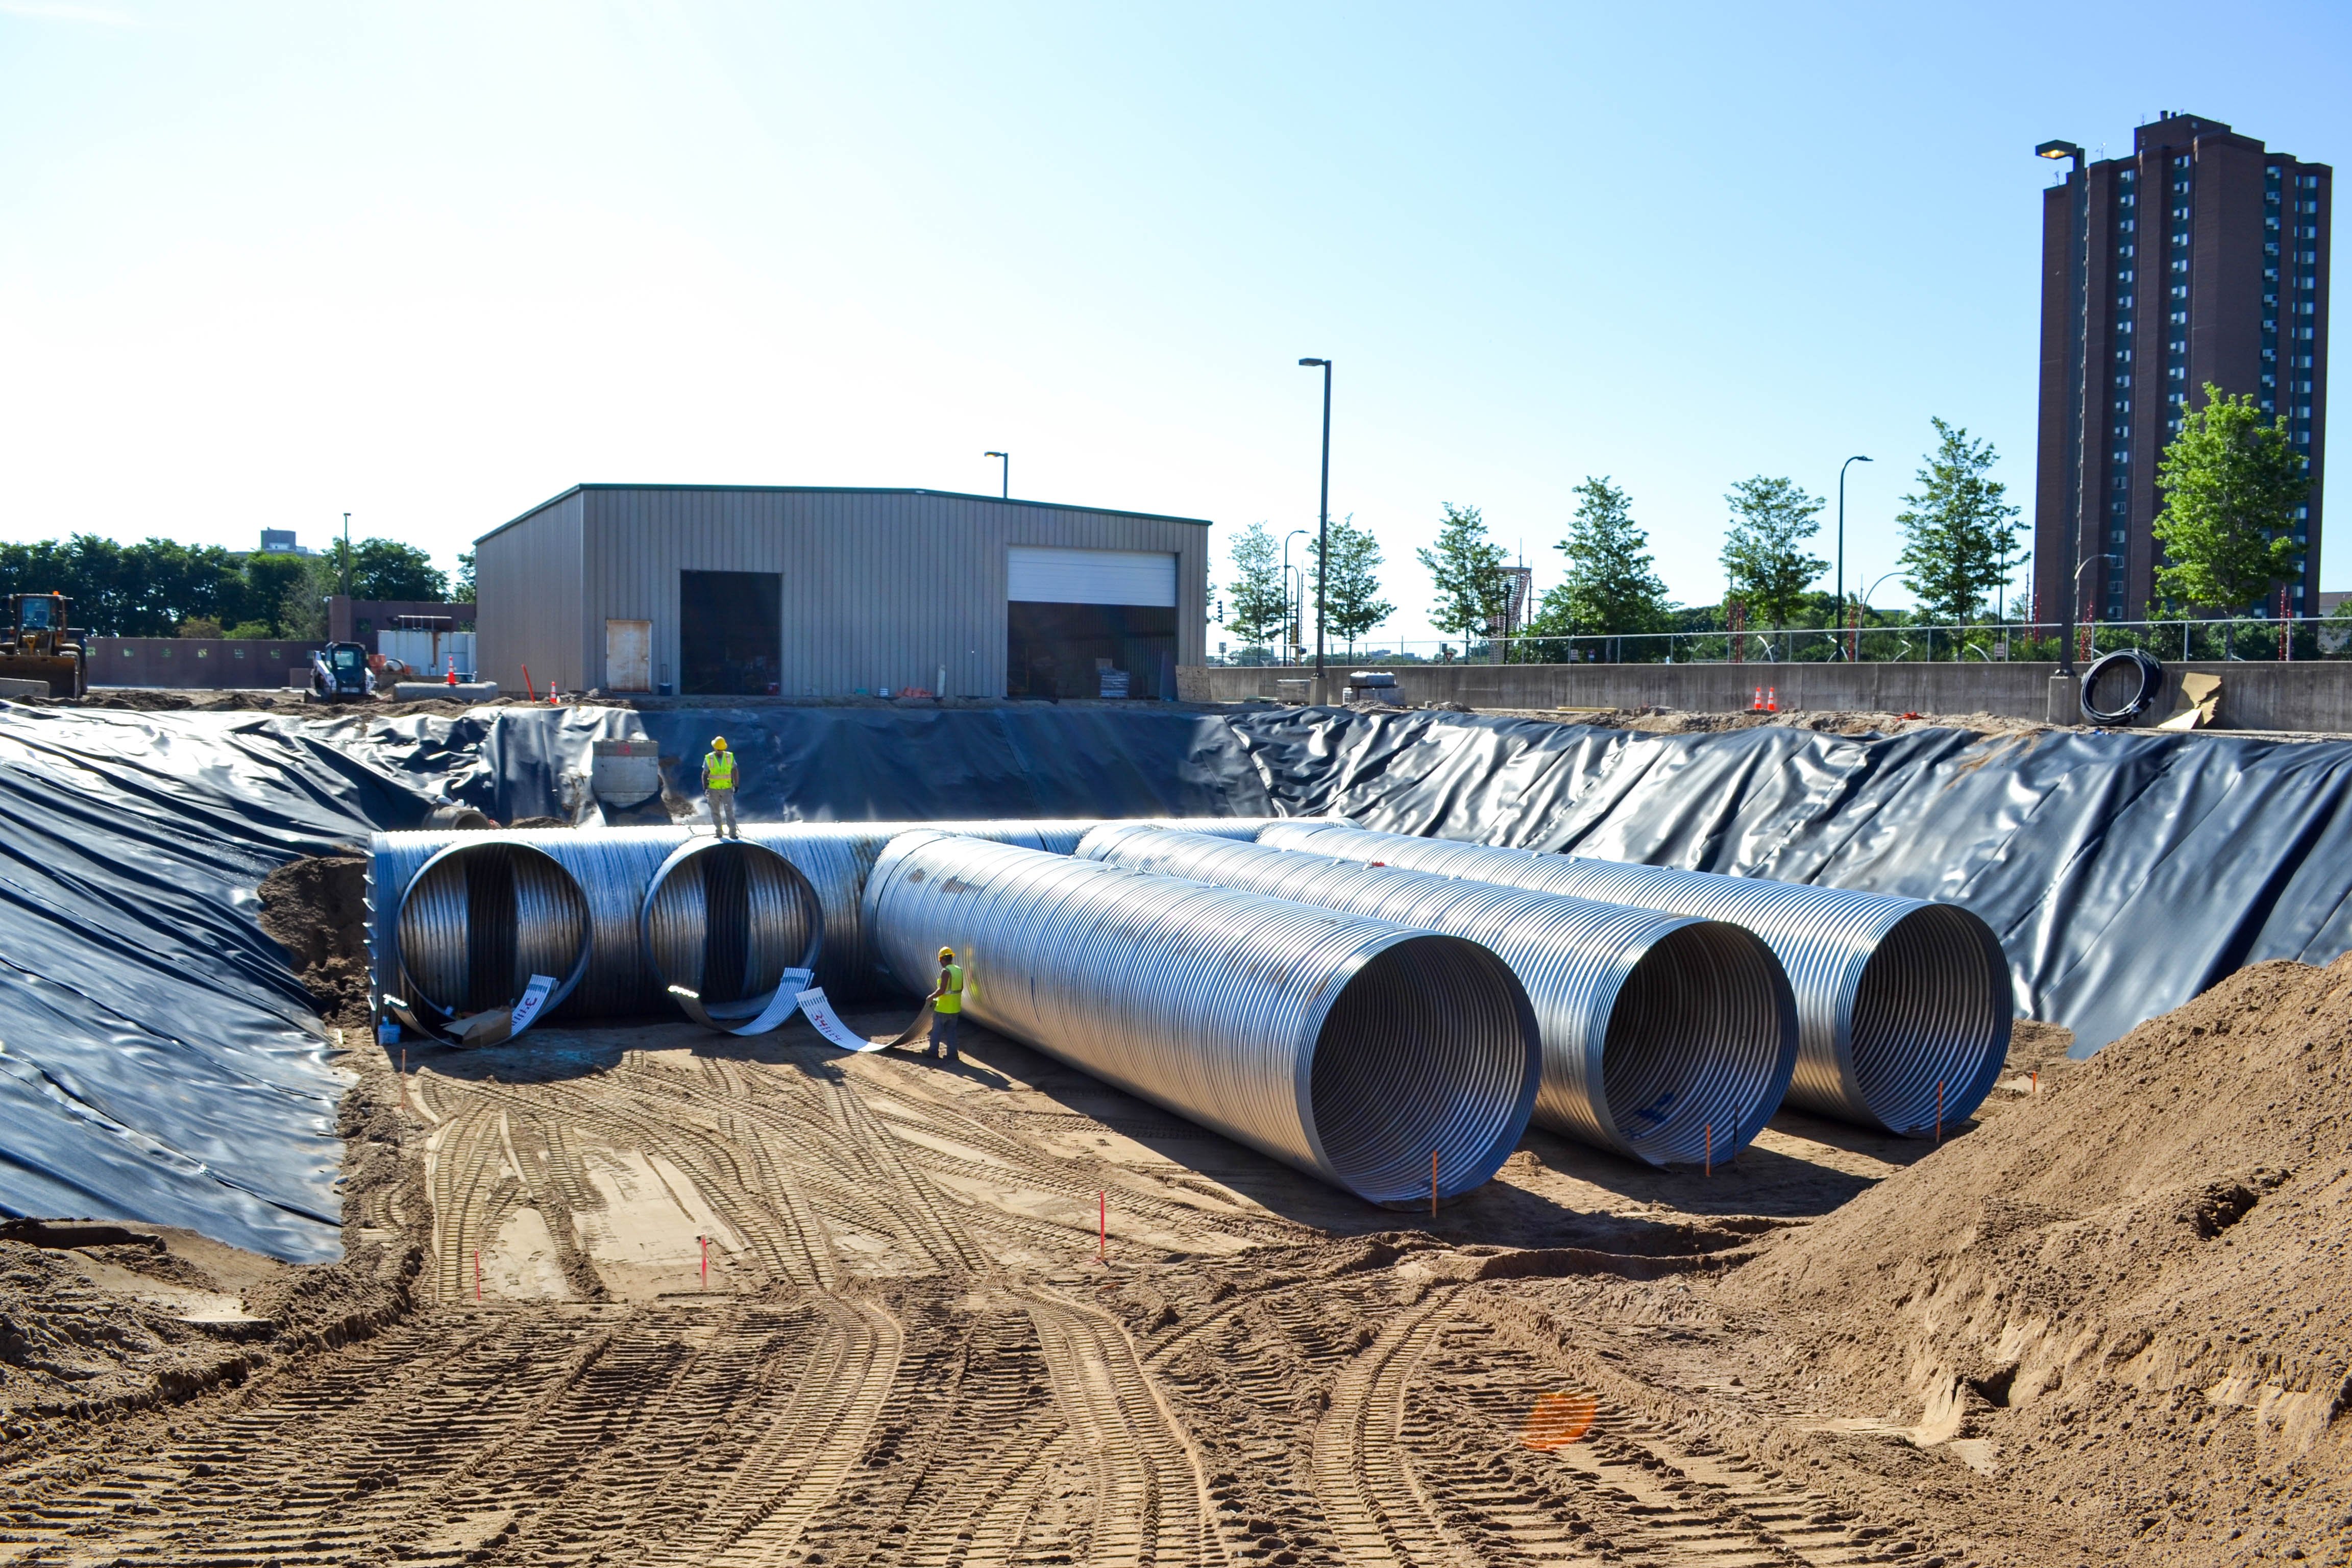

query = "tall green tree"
1222;520;1288;651
1416;503;1511;643
453;551;478;603
2152;383;2309;612
1310;514;1393;655
1719;476;1827;629
1528;477;1671;640
1895;419;2024;630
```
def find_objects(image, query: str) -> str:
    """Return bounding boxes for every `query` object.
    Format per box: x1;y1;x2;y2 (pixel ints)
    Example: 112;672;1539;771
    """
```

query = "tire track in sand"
1312;1288;1477;1567
1022;1288;1224;1567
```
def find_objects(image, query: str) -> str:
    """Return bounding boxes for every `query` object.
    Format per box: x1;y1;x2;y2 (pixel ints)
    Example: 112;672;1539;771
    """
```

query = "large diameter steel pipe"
1258;822;2010;1137
1078;825;1796;1165
863;832;1541;1205
387;836;592;1045
641;838;825;1032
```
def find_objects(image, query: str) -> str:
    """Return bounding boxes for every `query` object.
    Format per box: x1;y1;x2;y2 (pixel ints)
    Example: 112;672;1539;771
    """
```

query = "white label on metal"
733;967;815;1036
1007;546;1177;607
507;973;557;1037
796;987;886;1052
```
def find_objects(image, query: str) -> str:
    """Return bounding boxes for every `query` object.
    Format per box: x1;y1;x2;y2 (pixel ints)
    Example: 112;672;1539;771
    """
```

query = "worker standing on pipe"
701;737;740;839
927;947;964;1062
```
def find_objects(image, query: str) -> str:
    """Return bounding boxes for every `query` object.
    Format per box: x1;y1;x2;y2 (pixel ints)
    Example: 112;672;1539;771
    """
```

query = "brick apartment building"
2034;112;2331;625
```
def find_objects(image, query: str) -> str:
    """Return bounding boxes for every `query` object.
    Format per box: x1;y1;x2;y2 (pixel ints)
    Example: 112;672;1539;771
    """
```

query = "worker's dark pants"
708;788;738;837
928;1011;960;1062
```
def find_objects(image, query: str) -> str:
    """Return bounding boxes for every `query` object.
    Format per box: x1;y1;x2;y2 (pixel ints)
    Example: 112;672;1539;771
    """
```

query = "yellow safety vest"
703;750;737;790
935;963;965;1014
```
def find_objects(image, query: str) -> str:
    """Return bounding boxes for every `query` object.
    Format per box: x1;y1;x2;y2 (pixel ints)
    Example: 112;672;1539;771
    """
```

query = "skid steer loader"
0;593;88;699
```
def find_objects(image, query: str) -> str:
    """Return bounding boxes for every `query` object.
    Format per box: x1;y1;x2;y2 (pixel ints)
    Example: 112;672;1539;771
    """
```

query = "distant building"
255;529;314;556
475;485;1209;699
2034;112;2331;625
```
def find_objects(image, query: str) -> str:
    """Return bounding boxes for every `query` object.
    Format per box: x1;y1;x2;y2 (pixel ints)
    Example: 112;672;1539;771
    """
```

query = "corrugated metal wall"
479;486;1208;698
476;491;586;694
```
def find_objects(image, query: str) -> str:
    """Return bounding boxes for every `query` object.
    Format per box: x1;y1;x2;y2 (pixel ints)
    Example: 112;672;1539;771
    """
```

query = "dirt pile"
257;854;372;1026
1724;953;2352;1559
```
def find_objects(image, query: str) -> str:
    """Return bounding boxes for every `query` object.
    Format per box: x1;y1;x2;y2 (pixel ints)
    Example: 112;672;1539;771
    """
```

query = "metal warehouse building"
476;484;1211;701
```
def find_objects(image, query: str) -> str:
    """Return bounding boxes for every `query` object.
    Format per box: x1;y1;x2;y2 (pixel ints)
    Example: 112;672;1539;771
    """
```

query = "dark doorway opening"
1007;602;1175;700
680;571;782;696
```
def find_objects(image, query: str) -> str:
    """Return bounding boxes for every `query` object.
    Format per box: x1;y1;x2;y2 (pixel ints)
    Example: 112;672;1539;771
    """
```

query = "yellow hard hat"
711;737;728;751
938;947;955;961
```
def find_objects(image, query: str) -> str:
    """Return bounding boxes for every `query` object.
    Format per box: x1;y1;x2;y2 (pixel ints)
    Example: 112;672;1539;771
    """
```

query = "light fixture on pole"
1297;358;1332;686
2037;138;2089;677
984;452;1008;499
1835;456;1871;658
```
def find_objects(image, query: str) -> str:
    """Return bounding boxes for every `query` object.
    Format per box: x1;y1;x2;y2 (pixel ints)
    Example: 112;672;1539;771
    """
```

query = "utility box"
592;739;663;806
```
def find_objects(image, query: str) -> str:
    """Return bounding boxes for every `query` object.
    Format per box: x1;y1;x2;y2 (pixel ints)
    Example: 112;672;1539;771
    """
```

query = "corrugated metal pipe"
1256;822;2011;1137
1077;825;1796;1166
641;838;825;1033
862;831;1541;1205
368;818;1277;1036
385;836;594;1045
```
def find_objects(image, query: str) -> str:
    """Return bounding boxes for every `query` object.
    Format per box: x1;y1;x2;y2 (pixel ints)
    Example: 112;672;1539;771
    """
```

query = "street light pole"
1298;358;1332;686
2038;139;2090;676
1836;455;1871;658
984;452;1008;498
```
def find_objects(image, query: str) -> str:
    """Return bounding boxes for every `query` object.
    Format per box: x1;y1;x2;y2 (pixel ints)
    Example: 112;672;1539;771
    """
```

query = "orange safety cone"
1766;686;1779;713
1750;687;1764;712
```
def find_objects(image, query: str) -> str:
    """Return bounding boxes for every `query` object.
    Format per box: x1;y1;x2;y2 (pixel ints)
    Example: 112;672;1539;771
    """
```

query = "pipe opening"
1599;920;1793;1166
1850;904;2010;1135
1309;934;1534;1205
643;839;823;1021
397;841;590;1024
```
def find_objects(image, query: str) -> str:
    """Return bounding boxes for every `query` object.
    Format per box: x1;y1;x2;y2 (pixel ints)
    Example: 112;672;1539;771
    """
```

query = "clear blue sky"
1;2;2342;646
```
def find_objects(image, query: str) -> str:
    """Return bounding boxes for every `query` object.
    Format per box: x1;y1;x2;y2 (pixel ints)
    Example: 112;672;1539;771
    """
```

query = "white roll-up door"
1007;546;1177;607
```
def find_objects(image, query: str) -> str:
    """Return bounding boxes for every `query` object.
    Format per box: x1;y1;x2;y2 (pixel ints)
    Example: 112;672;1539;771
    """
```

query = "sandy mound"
257;853;372;1025
1724;954;2352;1557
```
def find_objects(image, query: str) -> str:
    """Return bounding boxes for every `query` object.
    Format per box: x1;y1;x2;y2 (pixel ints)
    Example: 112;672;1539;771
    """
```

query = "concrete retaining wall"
1179;660;2352;733
90;639;323;690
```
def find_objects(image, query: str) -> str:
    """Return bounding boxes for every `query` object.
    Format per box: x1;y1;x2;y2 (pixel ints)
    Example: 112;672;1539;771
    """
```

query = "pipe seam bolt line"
858;830;1542;1206
1252;821;2011;1138
1074;824;1798;1167
369;817;1280;1041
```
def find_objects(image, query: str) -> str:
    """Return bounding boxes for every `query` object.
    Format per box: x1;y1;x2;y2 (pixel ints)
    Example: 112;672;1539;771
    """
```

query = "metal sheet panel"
1006;546;1178;606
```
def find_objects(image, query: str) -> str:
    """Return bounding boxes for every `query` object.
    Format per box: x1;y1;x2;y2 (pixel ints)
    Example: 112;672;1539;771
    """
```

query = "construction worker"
927;947;964;1062
702;737;740;838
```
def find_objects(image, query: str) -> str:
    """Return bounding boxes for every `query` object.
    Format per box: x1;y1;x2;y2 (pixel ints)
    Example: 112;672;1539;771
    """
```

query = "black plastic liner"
11;697;2352;1260
0;706;453;1261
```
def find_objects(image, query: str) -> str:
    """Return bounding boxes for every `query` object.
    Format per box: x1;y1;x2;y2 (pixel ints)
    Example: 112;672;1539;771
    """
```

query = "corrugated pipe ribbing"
862;831;1541;1205
1077;826;1796;1165
1255;822;2010;1137
367;818;1278;1033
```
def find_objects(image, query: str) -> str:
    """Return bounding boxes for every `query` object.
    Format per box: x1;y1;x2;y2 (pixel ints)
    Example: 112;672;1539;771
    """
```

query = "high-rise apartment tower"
2034;112;2331;626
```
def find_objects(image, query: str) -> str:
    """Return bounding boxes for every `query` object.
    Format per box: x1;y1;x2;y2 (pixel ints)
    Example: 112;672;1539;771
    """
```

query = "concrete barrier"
1179;660;2352;733
91;638;323;690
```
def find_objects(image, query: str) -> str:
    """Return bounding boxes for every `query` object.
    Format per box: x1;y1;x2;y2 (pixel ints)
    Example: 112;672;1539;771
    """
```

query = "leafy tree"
2152;384;2309;612
1720;476;1827;629
1310;514;1393;655
240;551;312;635
1895;419;2024;631
344;538;449;601
277;555;336;640
1221;521;1288;650
1530;477;1671;639
453;550;478;603
1416;503;1511;642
